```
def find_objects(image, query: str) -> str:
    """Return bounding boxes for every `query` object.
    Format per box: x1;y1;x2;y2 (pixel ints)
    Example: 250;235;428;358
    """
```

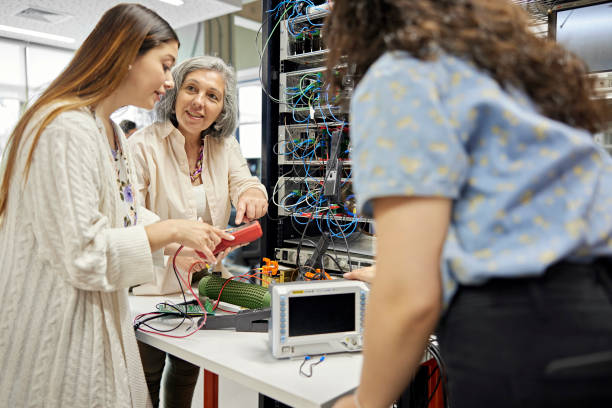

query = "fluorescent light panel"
158;0;184;5
0;24;74;43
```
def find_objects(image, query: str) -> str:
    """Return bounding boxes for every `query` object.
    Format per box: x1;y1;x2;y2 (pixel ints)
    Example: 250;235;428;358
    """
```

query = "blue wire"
266;0;289;14
316;101;334;137
323;88;346;124
303;0;325;27
343;194;356;217
327;216;358;238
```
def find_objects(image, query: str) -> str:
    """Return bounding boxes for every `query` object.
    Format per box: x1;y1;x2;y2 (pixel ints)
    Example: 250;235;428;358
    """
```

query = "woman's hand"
175;255;207;275
214;242;248;264
235;188;268;224
168;219;234;263
343;266;375;284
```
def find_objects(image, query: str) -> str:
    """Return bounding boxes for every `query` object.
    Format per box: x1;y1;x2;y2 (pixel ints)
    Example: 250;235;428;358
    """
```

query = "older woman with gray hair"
128;55;268;408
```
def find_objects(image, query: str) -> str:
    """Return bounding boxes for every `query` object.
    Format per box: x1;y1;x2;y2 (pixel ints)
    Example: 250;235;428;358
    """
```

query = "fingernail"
228;235;235;240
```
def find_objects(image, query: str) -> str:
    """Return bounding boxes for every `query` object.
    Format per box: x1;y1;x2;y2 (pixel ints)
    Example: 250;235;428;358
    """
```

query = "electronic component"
276;246;374;272
261;258;298;287
262;0;375;284
269;279;369;358
198;274;271;309
155;301;213;316
195;220;262;258
323;130;344;201
304;232;330;270
198;308;271;333
216;220;263;254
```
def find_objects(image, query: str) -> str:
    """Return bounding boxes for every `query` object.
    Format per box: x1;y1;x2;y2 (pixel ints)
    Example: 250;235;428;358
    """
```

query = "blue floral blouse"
350;51;612;307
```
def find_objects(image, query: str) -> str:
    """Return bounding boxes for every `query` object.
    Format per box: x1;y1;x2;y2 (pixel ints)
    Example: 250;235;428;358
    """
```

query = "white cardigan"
0;105;160;407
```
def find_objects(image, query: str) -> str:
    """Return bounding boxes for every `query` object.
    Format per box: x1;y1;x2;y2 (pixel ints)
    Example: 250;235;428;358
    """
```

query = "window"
0;99;21;155
0;38;75;152
0;39;26;100
237;77;262;160
26;44;73;102
0;39;26;153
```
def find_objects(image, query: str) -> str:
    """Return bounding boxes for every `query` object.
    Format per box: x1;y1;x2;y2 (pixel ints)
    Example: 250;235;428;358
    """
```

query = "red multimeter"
196;220;263;258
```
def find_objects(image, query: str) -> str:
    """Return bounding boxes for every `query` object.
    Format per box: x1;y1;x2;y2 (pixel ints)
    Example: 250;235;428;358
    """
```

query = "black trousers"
437;260;612;408
137;341;200;408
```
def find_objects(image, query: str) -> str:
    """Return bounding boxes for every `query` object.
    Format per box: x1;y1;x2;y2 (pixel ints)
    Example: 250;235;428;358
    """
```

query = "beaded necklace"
190;144;204;182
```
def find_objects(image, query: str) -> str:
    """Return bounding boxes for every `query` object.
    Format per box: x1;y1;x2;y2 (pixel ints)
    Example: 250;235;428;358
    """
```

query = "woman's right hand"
146;219;235;264
169;219;235;263
343;266;375;284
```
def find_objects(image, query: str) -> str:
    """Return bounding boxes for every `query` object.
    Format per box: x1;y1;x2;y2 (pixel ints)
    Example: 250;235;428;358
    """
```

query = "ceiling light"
0;24;74;43
158;0;184;6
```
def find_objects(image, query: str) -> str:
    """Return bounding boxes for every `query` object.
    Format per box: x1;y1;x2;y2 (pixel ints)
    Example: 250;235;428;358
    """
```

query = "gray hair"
155;55;238;139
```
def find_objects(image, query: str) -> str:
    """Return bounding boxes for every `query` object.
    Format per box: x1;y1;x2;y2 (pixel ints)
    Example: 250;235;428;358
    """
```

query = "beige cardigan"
0;105;161;407
128;121;267;294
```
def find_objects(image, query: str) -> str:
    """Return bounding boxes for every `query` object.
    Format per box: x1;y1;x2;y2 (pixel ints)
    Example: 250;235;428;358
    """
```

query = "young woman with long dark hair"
326;1;612;407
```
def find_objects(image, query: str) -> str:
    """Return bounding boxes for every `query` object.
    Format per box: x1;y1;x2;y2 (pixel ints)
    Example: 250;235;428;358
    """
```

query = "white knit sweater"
0;105;159;407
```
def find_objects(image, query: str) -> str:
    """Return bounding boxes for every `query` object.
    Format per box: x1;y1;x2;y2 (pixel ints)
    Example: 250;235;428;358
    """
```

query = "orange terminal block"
304;268;331;280
262;257;279;276
261;258;280;287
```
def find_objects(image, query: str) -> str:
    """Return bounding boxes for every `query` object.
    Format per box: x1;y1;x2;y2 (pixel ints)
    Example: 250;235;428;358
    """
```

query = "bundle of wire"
258;0;334;106
132;247;276;338
426;338;450;408
258;1;370;277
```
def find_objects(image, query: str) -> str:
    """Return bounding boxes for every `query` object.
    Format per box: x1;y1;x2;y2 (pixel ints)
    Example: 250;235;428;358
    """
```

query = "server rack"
260;0;376;277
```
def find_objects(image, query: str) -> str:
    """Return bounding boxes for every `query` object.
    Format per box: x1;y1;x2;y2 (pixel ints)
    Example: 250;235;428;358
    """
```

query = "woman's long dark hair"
0;3;179;217
325;0;605;133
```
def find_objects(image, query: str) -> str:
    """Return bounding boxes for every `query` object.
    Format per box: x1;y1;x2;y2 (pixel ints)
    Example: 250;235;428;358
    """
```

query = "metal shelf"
283;49;329;65
275;246;374;272
278;159;353;166
284;9;329;25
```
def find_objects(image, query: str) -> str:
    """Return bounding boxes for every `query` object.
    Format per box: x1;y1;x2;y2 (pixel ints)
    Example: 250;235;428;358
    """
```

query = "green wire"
261;7;290;64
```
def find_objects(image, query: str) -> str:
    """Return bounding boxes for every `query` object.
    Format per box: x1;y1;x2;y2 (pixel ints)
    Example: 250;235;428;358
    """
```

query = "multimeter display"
288;293;355;336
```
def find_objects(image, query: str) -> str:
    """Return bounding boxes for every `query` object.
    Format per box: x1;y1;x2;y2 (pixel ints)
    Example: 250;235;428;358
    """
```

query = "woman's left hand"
235;188;268;224
176;255;207;275
214;243;248;264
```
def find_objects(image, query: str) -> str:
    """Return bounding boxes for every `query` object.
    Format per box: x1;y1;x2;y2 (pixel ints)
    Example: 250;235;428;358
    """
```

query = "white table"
129;292;362;408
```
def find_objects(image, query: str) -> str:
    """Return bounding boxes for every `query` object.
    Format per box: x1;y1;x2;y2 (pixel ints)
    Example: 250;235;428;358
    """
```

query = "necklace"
190;144;204;182
91;107;137;227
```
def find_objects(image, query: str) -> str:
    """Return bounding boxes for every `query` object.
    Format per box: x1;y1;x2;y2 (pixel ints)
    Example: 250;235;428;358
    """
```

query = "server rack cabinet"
260;0;375;278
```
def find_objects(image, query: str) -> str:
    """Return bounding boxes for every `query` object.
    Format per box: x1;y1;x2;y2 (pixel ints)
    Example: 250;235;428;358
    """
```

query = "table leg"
203;369;218;408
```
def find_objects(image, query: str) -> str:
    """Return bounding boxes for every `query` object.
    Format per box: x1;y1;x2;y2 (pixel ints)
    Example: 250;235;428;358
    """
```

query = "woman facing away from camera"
0;4;232;407
326;1;612;407
128;55;268;408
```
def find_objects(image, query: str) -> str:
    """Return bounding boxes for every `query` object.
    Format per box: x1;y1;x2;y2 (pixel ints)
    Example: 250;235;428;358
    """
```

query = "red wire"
134;257;270;336
215;306;237;314
210;270;267;311
133;246;209;339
